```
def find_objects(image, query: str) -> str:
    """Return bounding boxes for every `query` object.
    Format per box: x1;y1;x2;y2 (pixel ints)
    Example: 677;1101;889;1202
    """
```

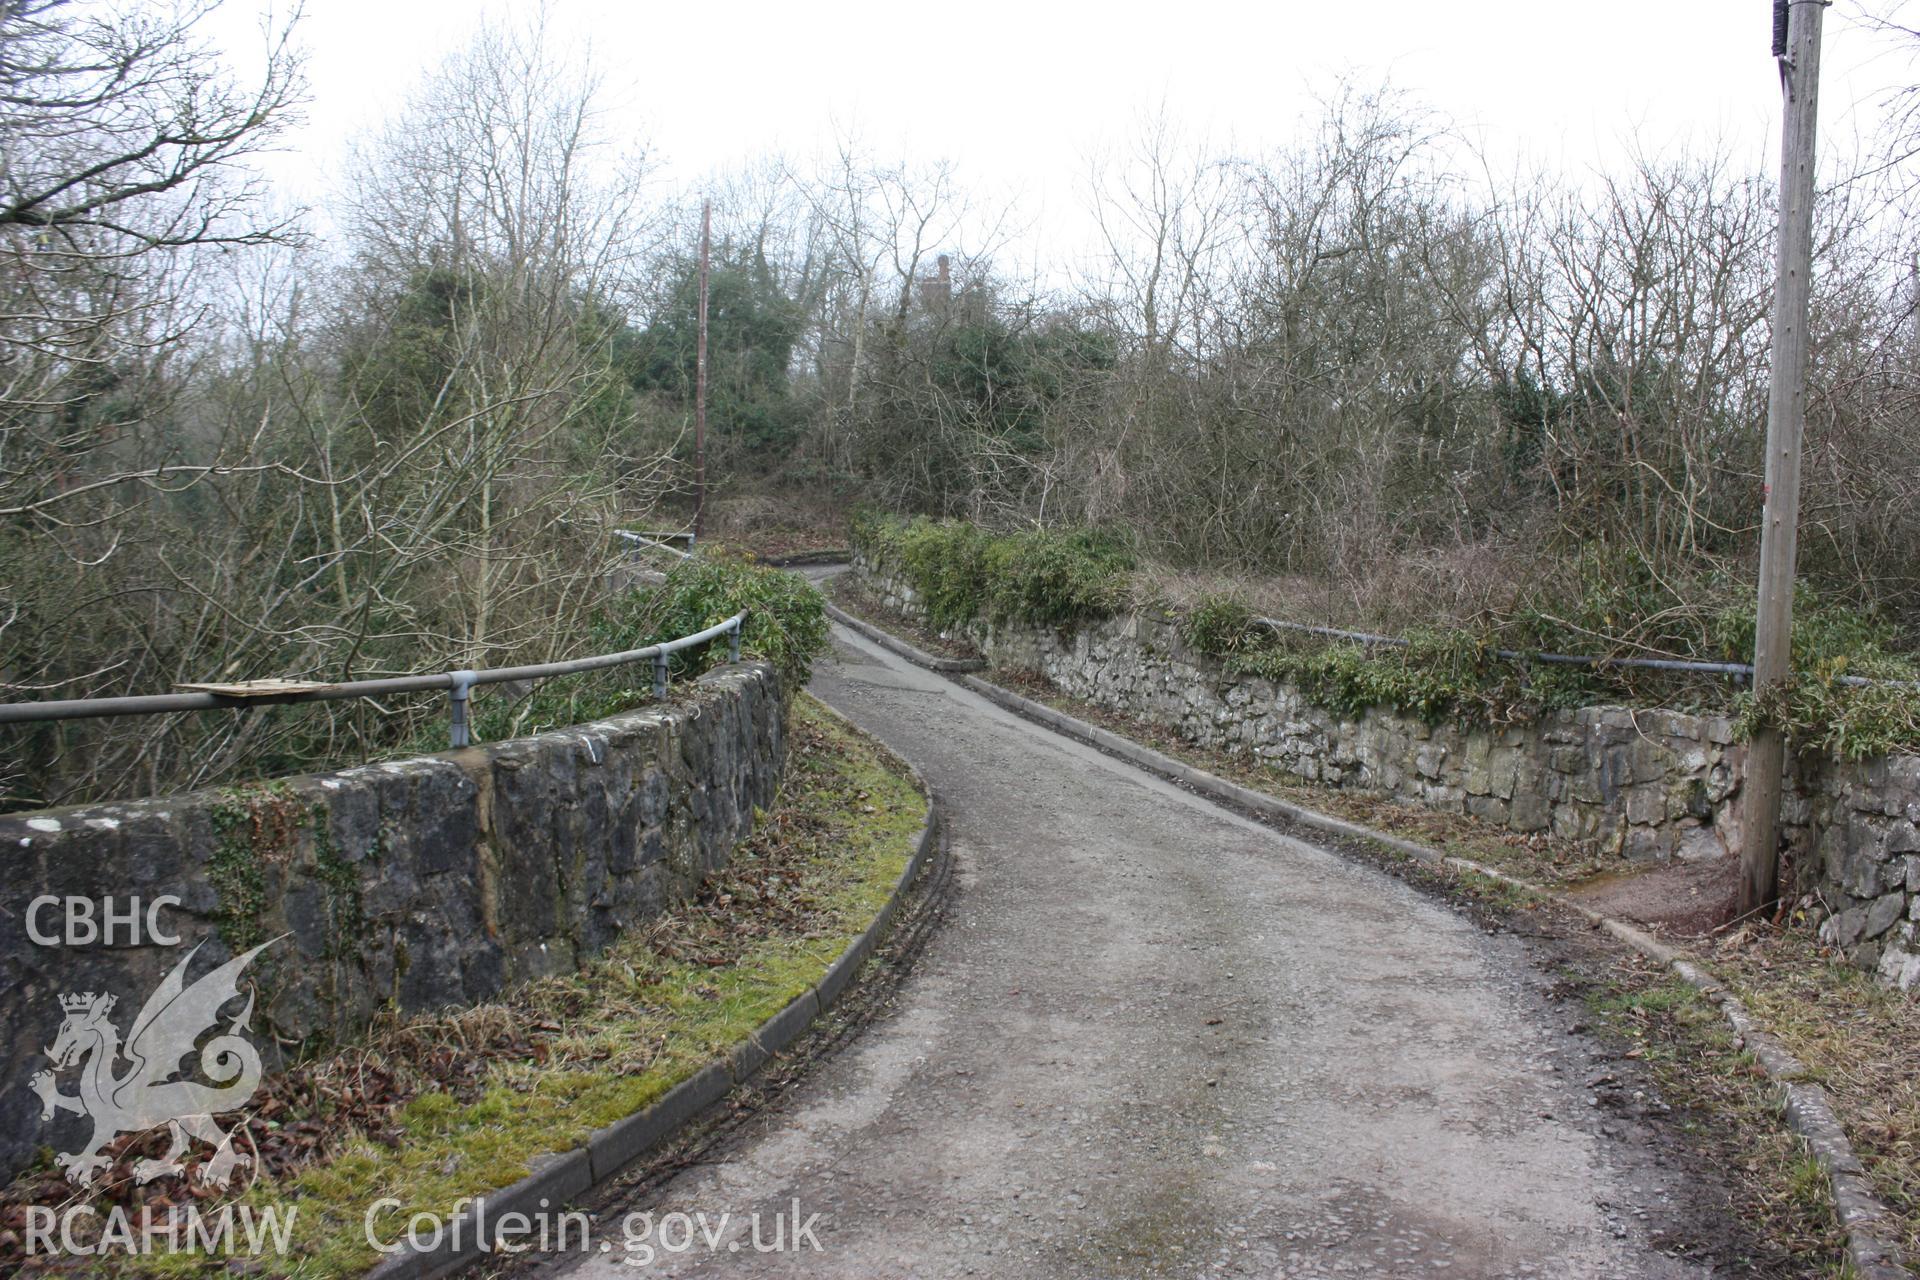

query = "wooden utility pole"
1740;0;1825;918
694;199;711;542
1909;254;1920;364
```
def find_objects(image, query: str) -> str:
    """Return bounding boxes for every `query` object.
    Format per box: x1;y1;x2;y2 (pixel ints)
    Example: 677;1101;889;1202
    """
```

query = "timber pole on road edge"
1740;0;1825;918
695;198;711;541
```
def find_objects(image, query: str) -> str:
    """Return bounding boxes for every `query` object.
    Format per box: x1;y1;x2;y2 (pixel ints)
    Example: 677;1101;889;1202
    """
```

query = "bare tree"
0;0;301;520
0;7;688;810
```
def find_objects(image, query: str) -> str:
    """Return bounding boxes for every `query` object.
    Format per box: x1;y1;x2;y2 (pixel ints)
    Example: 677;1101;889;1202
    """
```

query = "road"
548;620;1708;1278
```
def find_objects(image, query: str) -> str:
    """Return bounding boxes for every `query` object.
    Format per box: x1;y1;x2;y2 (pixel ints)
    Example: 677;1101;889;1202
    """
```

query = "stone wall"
0;662;785;1181
856;557;1920;988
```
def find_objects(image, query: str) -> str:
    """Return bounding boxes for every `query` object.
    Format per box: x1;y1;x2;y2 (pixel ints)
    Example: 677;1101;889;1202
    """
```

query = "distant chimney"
920;254;953;311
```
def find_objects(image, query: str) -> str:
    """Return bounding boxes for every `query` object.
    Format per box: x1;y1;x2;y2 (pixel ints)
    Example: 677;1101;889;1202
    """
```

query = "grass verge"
0;696;924;1279
1706;927;1920;1264
1574;958;1844;1274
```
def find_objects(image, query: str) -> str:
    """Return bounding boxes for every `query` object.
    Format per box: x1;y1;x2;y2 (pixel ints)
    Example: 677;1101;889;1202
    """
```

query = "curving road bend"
549;620;1708;1279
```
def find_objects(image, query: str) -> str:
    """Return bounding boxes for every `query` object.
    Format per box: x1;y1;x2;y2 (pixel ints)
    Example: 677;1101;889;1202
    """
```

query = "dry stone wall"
856;558;1920;989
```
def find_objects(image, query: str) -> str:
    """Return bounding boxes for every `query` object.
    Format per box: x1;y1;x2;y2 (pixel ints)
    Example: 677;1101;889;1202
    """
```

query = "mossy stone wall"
857;557;1920;990
0;662;784;1180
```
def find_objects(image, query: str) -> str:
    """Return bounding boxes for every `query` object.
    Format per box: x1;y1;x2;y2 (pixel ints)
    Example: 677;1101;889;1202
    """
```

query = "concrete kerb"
388;1148;595;1280
826;605;1912;1280
363;739;940;1280
824;600;987;673
586;1063;729;1188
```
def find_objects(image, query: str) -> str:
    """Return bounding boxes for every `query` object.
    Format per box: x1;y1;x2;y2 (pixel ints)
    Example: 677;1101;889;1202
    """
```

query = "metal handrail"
0;612;749;747
1252;615;1915;689
616;529;695;559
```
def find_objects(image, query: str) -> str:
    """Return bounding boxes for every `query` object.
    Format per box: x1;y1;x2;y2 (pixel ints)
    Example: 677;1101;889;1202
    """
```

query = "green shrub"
1181;594;1258;656
851;512;1135;631
443;551;827;747
1738;653;1920;761
1707;582;1908;674
603;547;829;692
897;518;990;629
848;507;900;566
1226;626;1524;726
980;527;1134;629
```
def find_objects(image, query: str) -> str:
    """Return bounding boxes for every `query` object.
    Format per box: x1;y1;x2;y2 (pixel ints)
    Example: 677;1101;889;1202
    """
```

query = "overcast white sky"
212;0;1919;268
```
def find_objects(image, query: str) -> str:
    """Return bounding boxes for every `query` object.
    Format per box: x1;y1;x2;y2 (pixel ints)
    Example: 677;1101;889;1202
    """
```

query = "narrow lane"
555;622;1704;1278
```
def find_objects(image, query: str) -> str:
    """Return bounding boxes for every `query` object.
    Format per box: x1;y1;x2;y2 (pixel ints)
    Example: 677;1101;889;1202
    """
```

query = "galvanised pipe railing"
0;612;748;748
616;529;695;559
1251;615;1915;689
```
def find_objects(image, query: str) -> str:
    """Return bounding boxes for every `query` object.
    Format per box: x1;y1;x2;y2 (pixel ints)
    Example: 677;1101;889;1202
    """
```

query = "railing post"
728;618;741;663
652;652;669;699
448;670;477;748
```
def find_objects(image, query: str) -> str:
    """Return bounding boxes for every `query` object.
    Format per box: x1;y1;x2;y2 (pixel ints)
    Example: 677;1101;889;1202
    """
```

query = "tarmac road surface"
545;620;1711;1279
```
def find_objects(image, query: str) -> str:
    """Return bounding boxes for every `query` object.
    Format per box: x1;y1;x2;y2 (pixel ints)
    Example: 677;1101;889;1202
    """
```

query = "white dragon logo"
29;939;276;1189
